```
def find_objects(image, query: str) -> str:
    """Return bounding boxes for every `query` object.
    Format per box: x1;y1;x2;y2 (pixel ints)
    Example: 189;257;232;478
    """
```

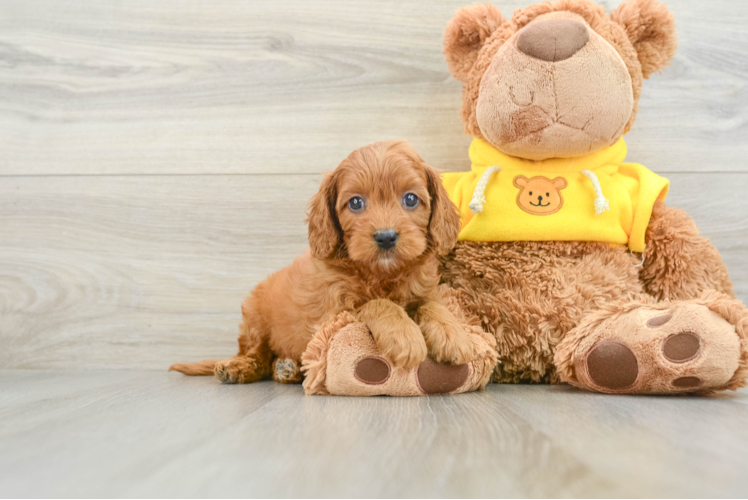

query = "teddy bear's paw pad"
416;358;470;395
673;376;702;389
662;332;701;363
646;313;672;328
354;356;391;385
585;340;639;390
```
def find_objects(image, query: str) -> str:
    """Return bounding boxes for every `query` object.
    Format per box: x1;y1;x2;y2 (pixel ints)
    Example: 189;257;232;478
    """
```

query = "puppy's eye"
348;196;365;212
402;193;419;209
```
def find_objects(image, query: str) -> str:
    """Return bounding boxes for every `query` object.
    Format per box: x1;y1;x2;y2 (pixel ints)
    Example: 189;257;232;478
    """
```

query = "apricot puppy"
170;141;473;384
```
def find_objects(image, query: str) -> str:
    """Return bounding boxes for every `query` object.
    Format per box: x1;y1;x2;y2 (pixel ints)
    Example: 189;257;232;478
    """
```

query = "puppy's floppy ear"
611;0;677;79
422;162;461;256
306;170;343;260
443;3;506;83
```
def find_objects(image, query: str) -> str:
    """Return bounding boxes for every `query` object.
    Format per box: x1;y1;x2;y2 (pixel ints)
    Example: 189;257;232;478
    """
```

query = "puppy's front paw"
375;321;428;370
422;321;474;365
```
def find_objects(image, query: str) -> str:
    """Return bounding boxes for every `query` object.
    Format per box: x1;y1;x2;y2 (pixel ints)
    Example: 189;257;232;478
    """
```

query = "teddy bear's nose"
517;18;590;62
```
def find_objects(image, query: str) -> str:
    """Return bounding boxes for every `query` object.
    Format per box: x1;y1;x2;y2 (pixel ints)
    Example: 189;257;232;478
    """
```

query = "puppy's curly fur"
170;141;472;384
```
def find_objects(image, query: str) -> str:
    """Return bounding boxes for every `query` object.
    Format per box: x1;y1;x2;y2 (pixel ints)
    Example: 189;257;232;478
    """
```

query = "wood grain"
0;0;747;175
0;370;746;498
0;173;746;369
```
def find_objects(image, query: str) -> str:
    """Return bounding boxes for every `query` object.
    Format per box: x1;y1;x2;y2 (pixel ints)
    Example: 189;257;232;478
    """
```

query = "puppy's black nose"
374;230;398;250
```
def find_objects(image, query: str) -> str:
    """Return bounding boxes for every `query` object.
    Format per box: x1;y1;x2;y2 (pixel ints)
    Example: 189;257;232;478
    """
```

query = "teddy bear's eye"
546;192;550;197
529;192;533;196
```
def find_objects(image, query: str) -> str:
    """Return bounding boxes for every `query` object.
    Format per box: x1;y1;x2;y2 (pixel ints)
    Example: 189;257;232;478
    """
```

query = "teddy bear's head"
443;0;677;160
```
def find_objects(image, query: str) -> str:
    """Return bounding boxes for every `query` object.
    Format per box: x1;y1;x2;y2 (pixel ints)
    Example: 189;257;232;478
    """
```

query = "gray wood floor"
2;0;748;498
0;370;746;498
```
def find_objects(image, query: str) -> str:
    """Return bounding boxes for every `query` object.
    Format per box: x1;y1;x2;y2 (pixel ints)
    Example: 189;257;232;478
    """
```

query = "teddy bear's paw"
304;318;494;396
572;303;741;394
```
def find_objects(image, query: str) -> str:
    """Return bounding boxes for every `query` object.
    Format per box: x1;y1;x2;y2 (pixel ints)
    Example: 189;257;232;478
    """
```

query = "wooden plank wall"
1;0;746;369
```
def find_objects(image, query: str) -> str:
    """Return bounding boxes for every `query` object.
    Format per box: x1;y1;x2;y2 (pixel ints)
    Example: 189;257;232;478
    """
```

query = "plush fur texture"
640;203;734;301
301;311;359;395
170;141;470;383
441;199;748;391
441;239;644;383
611;0;678;79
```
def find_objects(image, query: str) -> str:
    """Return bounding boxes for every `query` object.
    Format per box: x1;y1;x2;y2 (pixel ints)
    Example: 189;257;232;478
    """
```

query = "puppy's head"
307;141;460;271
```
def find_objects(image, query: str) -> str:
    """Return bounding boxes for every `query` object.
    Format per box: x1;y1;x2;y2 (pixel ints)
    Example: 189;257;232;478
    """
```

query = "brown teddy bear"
303;0;748;396
438;0;748;394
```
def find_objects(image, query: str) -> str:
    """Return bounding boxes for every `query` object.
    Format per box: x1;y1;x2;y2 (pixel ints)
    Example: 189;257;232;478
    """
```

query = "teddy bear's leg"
641;202;735;300
555;291;748;394
301;308;497;396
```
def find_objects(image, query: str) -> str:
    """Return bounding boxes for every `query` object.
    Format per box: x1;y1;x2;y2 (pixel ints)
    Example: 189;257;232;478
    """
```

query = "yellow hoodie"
442;138;670;253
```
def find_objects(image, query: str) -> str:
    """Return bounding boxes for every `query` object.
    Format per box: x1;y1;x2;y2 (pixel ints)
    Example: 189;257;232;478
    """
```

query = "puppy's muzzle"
374;229;398;250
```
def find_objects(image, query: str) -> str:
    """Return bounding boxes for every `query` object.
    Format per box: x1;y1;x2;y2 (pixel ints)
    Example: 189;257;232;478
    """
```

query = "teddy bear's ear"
443;3;506;82
513;176;528;188
611;0;678;79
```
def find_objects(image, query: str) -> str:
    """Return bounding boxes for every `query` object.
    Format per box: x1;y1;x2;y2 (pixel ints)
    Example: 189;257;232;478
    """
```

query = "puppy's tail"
169;360;218;376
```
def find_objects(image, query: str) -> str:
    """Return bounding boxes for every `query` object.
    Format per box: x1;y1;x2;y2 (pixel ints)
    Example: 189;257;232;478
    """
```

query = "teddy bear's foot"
555;292;748;395
301;311;497;396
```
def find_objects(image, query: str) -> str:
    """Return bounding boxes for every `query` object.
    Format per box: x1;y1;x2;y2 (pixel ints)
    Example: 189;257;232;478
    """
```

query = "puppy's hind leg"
214;349;272;384
215;308;273;384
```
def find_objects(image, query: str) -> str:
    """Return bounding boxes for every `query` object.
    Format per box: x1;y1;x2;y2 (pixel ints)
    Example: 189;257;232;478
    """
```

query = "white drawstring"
630;249;646;267
581;170;610;215
469;166;502;214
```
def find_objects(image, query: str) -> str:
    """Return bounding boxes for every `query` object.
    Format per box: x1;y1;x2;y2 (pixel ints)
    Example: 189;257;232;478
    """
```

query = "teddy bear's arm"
640;201;734;301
